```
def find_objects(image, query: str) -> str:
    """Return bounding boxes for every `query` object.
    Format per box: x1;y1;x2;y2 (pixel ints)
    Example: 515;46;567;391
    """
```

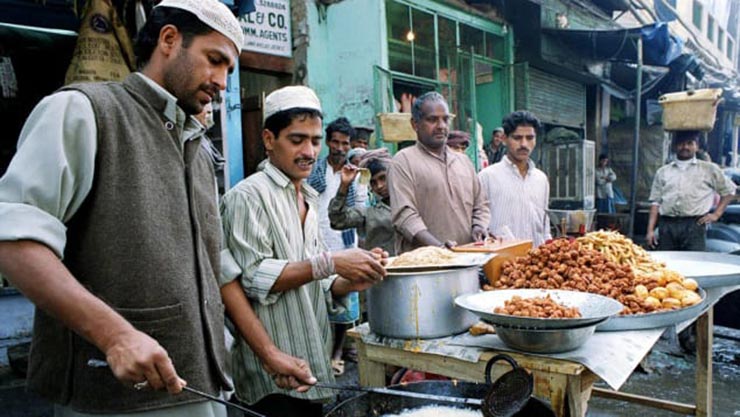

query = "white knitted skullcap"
264;86;323;122
155;0;244;52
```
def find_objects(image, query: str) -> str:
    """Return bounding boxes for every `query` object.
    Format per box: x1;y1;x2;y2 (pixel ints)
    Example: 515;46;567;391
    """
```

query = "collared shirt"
649;158;736;217
595;167;617;199
0;74;217;416
389;142;490;254
329;192;395;255
0;73;205;256
478;156;552;247
219;161;340;404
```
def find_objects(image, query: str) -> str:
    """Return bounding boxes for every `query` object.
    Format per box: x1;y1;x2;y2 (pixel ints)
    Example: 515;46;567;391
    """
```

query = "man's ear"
410;117;419;133
263;129;276;152
158;24;182;57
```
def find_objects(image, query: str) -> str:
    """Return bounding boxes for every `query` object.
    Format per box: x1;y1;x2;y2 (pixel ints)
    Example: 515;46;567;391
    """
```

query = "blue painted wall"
224;69;244;187
306;0;387;129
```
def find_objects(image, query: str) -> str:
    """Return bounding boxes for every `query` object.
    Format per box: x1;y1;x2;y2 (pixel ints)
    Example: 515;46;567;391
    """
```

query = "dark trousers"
239;394;324;417
658;216;706;251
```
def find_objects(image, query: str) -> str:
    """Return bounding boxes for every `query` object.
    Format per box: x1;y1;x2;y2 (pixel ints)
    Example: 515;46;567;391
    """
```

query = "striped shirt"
478;156;552;246
219;161;341;404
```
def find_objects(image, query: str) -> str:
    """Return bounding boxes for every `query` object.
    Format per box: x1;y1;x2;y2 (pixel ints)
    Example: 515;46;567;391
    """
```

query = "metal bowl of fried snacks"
455;289;624;330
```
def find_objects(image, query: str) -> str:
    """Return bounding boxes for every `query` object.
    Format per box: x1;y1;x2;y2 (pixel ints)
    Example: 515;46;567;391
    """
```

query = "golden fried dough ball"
682;278;699;291
662;297;681;310
650;287;669;300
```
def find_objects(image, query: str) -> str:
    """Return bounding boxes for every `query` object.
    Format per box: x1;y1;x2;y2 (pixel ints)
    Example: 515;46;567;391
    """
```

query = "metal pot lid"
455;289;624;330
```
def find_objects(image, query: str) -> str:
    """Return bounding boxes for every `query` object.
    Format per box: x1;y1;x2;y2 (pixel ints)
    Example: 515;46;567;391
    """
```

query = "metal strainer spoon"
481;354;533;417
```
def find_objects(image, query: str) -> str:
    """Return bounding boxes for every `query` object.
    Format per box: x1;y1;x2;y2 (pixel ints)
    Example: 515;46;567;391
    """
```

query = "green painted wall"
306;0;387;129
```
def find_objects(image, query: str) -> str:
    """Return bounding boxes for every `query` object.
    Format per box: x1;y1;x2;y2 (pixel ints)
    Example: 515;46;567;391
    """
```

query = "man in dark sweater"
0;1;308;416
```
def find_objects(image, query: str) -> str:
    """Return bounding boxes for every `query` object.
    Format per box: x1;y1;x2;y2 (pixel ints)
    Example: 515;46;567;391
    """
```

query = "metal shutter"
527;68;586;128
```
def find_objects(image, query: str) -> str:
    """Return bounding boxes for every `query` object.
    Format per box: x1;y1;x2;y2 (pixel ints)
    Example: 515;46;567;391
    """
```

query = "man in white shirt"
478;111;552;246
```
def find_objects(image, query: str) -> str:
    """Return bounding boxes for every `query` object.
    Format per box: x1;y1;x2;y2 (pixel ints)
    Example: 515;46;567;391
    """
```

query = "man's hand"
105;329;185;394
443;240;457;249
333;248;387;283
697;212;720;225
370;247;390;266
340;165;359;188
471;225;488;243
645;230;659;249
262;348;317;393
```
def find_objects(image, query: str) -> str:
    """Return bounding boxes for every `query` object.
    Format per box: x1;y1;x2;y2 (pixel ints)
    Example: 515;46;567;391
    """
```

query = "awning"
542;22;684;67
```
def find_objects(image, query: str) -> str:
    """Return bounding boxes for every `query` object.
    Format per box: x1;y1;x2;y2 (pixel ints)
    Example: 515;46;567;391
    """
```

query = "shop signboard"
240;0;292;58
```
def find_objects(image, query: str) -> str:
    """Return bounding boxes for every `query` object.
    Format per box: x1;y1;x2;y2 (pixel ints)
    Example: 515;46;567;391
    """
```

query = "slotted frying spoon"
481;354;534;417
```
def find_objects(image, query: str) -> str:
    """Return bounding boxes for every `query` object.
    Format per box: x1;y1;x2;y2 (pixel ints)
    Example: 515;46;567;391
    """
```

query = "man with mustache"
0;1;246;415
646;130;736;250
388;92;490;253
478;110;552;246
219;86;387;417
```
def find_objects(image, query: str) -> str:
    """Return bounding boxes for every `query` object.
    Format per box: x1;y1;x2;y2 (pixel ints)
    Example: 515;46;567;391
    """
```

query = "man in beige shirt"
388;92;490;254
647;130;736;250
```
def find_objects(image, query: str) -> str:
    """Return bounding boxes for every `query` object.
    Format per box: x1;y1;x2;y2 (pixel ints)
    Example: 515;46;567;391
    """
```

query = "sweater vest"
26;75;229;413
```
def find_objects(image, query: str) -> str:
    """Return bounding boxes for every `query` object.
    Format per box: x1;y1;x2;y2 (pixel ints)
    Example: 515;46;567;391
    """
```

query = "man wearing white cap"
0;1;246;416
219;85;388;417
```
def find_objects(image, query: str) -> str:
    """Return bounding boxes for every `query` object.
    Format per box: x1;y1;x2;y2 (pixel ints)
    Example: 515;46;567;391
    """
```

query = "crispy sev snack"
576;231;702;310
576;230;665;276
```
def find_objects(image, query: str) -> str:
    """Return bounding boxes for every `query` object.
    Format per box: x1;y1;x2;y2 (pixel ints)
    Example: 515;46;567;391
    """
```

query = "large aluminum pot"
367;266;480;339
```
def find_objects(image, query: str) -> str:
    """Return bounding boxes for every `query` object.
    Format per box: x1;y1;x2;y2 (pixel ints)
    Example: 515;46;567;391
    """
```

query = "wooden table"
349;298;730;417
347;327;600;417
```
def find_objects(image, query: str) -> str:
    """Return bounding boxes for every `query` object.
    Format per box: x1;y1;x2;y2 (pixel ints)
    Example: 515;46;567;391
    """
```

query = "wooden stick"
592;387;696;415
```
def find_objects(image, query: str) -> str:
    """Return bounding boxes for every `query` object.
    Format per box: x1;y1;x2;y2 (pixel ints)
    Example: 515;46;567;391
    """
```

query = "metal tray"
649;252;740;288
597;288;707;331
386;253;495;273
454;289;624;330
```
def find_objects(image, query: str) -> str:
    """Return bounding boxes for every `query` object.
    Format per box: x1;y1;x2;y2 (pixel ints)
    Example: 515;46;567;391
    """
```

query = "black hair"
366;158;388;177
264;108;323;138
502;110;542;136
673;130;701;144
325;117;355;141
411;91;447;122
134;7;214;69
599;154;609;161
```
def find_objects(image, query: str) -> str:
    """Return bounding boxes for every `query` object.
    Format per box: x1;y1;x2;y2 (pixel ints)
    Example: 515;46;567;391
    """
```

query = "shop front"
304;0;513;166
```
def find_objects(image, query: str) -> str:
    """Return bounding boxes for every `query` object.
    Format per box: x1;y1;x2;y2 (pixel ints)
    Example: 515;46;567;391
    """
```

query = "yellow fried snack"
681;292;702;307
577;231;703;314
682;278;699;291
650;287;669;300
662;297;682;310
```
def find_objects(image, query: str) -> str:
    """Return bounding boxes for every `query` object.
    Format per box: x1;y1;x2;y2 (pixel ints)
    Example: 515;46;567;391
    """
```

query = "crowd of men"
0;1;736;416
